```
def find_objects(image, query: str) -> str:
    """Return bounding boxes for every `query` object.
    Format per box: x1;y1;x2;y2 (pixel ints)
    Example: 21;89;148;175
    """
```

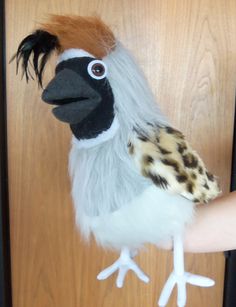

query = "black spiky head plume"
13;30;60;87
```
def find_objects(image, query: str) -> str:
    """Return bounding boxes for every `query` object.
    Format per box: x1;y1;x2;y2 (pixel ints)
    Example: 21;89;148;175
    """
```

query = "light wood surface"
5;1;236;306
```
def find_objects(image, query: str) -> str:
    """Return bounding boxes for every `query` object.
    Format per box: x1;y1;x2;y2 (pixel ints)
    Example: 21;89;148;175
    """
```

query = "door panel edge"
0;0;12;306
223;95;236;307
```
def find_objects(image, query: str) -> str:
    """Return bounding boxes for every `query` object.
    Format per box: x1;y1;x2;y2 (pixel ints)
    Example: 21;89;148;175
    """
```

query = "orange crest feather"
41;15;116;58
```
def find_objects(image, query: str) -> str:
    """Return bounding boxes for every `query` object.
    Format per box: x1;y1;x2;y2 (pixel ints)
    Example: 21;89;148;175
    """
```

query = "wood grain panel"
5;0;236;306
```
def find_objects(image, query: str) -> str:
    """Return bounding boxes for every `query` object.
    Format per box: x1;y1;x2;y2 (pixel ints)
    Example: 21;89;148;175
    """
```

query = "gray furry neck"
69;128;151;218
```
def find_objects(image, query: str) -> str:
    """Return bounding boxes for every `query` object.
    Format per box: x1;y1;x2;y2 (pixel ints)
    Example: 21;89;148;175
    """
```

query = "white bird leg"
158;234;215;307
97;247;150;288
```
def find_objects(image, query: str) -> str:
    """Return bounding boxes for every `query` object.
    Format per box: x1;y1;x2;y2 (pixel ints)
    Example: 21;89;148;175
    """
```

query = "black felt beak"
42;69;101;124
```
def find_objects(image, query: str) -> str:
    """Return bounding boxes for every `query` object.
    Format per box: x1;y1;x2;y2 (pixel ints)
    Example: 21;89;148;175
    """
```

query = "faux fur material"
69;43;194;249
72;117;120;149
58;48;95;64
131;126;220;203
41;15;116;58
89;186;194;250
103;43;169;133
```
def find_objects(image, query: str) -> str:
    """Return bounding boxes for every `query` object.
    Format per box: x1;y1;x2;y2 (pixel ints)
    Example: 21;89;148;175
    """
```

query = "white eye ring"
87;60;107;80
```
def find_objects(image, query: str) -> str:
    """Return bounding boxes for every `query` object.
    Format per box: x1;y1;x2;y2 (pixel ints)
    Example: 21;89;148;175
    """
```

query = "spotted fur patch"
161;158;180;172
166;126;184;139
177;142;187;154
187;182;194;194
149;173;168;189
206;171;214;182
198;166;203;174
182;153;198;168
130;125;220;204
158;145;171;155
143;155;154;165
176;174;188;183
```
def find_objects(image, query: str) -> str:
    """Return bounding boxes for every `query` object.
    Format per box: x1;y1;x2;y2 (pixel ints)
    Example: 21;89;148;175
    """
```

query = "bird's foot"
97;247;150;288
158;271;214;307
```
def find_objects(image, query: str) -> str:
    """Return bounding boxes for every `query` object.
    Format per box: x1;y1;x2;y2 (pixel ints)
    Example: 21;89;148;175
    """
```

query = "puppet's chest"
69;140;151;217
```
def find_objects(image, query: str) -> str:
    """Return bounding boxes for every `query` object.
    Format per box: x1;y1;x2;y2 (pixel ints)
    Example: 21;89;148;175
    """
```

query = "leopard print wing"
128;126;220;203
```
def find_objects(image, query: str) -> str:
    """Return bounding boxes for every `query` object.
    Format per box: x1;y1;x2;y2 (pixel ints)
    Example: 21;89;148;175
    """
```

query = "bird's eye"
87;60;107;80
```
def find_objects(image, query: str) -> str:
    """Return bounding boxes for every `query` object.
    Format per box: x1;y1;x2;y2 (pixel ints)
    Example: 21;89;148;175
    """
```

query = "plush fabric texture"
13;15;116;86
71;117;120;149
14;16;219;252
69;43;196;249
70;140;194;249
130;125;220;203
89;186;194;250
42;57;115;140
41;15;116;58
57;49;95;63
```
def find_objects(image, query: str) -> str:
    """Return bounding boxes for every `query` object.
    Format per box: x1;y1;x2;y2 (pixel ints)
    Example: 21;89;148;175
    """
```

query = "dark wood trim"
0;0;12;306
223;96;236;307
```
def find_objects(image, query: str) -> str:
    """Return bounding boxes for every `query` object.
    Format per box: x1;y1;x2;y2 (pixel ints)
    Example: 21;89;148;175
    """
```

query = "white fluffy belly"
83;185;195;250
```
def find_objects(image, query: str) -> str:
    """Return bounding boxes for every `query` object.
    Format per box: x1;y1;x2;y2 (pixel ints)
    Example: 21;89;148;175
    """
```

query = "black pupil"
91;63;105;76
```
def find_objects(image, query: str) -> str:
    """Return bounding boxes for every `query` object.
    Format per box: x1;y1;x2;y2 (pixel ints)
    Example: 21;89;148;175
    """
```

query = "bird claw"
97;247;150;288
158;271;215;307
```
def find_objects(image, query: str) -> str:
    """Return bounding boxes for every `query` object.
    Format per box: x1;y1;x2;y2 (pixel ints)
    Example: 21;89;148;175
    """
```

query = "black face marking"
206;171;214;182
203;182;210;190
193;198;200;203
143;155;154;165
158;145;171;155
43;57;115;140
161;158;179;172
176;174;188;183
191;173;197;180
182;153;198;168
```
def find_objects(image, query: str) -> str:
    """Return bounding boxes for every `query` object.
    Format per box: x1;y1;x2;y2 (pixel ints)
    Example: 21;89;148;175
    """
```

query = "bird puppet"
14;15;220;307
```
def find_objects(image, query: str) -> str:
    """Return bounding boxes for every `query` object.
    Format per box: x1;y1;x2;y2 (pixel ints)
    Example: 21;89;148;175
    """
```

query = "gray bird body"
14;16;220;305
69;131;195;250
68;43;219;251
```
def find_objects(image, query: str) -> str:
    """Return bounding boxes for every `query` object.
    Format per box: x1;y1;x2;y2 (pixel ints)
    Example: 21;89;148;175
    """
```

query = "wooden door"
5;1;236;306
